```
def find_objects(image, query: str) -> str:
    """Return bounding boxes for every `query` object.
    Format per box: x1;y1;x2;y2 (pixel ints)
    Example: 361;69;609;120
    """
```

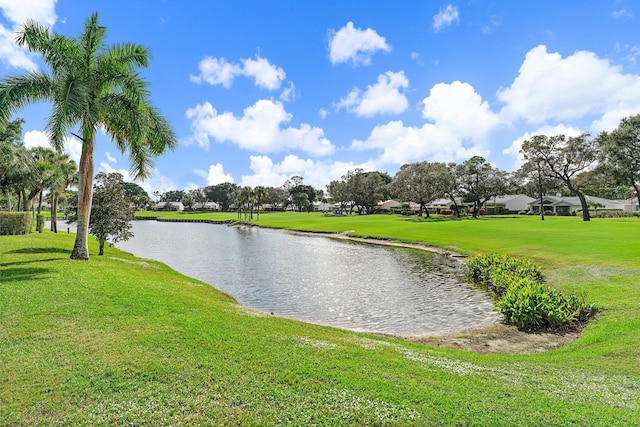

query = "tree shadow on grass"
6;247;70;255
1;257;66;268
0;266;53;283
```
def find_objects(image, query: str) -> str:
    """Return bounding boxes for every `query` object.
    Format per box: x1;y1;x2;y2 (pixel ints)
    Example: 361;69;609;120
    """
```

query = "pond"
113;221;498;336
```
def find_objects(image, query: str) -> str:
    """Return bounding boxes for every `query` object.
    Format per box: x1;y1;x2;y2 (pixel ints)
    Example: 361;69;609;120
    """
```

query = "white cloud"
240;154;361;190
189;57;238;88
422;81;500;139
23;129;49;149
105;151;117;163
318;108;328;119
498;45;640;126
335;71;409;117
350;120;486;167
433;4;460;33
328;21;390;66
279;82;296;102
241;55;286;90
611;9;633;20
185;99;335;156
193;163;234;185
0;0;57;70
23;129;82;165
0;0;57;26
190;54;286;90
99;161;129;180
502;124;583;168
349;81;499;167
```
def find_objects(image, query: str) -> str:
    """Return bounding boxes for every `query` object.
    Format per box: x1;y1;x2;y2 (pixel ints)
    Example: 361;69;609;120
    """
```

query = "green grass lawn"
2;213;640;425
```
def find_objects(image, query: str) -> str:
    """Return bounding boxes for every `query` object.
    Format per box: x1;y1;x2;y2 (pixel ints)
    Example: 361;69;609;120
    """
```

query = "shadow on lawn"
6;247;70;255
0;266;53;282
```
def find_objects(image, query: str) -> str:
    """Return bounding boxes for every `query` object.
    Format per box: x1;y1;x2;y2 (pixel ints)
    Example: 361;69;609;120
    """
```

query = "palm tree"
254;186;268;220
48;153;78;232
0;13;177;259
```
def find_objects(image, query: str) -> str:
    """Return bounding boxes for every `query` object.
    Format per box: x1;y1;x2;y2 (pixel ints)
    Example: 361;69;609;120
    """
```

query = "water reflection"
116;221;498;336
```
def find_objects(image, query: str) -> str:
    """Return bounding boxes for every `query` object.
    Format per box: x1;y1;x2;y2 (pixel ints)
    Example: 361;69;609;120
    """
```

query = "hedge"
0;212;33;235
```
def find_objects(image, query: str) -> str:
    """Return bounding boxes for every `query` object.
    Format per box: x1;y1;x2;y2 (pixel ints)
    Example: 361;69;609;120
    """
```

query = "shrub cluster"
0;212;33;235
590;210;640;218
466;253;596;330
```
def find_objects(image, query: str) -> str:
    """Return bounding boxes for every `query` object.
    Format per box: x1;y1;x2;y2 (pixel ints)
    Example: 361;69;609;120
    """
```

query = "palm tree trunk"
51;194;58;233
71;133;94;260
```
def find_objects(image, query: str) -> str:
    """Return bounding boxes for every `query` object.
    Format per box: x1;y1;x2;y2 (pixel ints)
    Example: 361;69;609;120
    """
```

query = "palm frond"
0;72;54;121
15;19;52;53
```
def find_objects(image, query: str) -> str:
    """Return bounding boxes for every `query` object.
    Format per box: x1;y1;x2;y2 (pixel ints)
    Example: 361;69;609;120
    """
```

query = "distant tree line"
5;113;640;226
150;114;640;223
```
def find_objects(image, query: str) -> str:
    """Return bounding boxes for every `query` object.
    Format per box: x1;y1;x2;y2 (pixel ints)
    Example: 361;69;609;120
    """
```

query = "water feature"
113;220;497;336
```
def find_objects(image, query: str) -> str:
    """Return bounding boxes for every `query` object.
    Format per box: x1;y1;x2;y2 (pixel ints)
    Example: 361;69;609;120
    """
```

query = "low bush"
36;214;46;233
590;210;640;218
465;252;544;296
466;252;595;330
497;278;596;330
0;212;33;235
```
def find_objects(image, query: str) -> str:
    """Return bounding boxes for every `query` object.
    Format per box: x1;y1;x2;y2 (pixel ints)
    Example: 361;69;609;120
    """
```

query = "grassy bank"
2;214;640;425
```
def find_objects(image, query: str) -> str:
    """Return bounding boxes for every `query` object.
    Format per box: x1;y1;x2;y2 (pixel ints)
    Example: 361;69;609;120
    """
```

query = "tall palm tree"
0;12;176;259
254;185;268;221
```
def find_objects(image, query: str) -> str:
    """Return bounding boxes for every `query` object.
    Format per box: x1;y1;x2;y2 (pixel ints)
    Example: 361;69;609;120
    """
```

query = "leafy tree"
391;162;451;217
204;182;239;211
265;186;288;211
291;191;310;212
326;177;350;212
68;172;134;255
285;176;317;212
161;190;186;203
121;182;151;210
0;13;177;259
189;188;207;209
521;134;597;221
516;137;558;220
596;114;640;210
456;156;509;218
89;172;135;255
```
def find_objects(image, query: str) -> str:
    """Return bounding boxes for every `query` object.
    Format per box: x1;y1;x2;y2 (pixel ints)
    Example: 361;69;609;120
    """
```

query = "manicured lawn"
2;213;639;425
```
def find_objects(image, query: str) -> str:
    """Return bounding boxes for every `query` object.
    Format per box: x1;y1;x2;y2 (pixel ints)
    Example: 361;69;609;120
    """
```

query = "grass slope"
2;214;640;425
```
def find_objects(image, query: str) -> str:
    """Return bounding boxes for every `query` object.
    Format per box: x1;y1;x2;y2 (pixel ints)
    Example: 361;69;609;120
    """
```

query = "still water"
116;221;498;336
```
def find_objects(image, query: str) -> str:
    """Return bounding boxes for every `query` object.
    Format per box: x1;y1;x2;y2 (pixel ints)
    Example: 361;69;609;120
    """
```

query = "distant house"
191;201;220;211
313;201;335;212
528;195;629;215
627;197;640;211
378;200;402;212
483;194;536;214
428;197;463;213
153;201;184;211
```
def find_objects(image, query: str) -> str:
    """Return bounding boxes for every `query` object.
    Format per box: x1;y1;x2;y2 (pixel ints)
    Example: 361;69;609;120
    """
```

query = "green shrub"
0;212;33;235
465;252;544;296
497;279;596;330
36;214;46;233
591;210;640;218
465;252;595;330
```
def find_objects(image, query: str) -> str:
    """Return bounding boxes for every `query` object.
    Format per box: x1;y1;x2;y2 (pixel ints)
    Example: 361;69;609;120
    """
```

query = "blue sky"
1;1;639;195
